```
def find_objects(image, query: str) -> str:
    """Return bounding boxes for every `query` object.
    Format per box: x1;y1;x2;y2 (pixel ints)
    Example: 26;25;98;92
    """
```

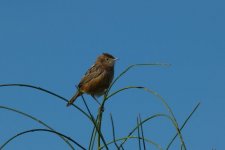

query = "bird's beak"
114;58;119;61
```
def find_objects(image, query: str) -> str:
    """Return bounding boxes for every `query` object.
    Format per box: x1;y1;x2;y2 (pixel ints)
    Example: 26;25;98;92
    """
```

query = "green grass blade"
80;95;108;150
100;136;162;150
166;102;201;150
107;85;186;149
119;113;170;148
90;115;101;150
0;84;91;121
106;86;144;100
0;129;86;150
137;117;142;150
89;124;97;150
139;115;146;150
143;87;186;149
106;63;170;95
110;113;120;149
0;105;74;150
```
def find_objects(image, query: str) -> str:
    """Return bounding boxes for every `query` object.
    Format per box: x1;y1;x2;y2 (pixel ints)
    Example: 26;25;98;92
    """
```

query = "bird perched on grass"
67;53;117;107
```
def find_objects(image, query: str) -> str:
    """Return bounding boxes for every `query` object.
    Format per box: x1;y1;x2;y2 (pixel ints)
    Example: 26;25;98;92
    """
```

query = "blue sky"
0;0;225;149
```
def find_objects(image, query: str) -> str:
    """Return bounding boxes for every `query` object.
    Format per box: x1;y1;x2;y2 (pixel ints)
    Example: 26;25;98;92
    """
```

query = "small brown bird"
67;53;117;106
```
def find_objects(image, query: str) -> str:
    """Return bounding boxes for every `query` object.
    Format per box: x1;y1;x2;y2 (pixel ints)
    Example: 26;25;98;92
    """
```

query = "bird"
67;53;117;107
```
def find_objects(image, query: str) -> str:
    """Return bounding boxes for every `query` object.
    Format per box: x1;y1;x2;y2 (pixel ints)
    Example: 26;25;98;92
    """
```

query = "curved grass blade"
0;105;74;150
106;86;186;149
0;84;91;123
106;63;170;96
106;86;144;100
166;102;201;150
119;113;172;148
97;64;170;149
108;87;200;150
143;88;186;149
100;136;162;150
0;128;86;150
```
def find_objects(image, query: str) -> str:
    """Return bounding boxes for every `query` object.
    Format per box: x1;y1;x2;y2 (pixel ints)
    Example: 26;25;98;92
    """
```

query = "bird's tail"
67;92;81;107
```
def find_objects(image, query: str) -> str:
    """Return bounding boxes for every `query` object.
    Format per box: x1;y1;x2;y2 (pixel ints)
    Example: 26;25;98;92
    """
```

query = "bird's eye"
106;58;109;61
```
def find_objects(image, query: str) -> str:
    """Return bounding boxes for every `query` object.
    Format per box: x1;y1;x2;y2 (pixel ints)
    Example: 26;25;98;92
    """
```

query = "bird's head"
96;53;118;67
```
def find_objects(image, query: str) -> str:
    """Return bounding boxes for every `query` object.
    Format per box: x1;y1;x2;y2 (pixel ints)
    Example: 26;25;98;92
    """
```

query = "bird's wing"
78;64;103;87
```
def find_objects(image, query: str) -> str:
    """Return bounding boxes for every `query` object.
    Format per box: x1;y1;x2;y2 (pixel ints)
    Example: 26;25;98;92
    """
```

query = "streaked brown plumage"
67;53;117;107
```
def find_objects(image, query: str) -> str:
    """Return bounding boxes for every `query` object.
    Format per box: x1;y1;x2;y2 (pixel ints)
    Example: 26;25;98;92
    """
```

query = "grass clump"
0;63;200;150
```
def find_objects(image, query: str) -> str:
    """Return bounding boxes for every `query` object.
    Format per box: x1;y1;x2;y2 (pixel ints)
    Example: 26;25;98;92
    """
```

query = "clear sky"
0;0;225;149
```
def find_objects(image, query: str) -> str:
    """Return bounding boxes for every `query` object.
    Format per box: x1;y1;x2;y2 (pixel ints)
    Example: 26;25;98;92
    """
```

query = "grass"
0;63;200;150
